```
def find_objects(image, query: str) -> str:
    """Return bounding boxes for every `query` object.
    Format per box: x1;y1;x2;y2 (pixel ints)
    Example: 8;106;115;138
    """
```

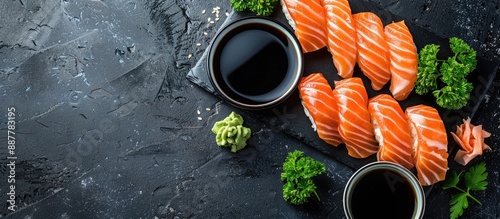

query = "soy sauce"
215;26;295;103
350;169;416;219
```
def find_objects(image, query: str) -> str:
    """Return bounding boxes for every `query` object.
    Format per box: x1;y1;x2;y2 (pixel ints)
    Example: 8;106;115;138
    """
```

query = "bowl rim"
342;161;426;219
206;16;303;110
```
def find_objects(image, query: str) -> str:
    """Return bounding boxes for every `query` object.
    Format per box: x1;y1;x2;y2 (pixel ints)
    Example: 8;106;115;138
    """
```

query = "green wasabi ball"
211;112;251;152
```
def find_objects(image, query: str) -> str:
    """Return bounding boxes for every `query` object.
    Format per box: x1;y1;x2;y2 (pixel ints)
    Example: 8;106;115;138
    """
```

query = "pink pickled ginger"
451;117;492;166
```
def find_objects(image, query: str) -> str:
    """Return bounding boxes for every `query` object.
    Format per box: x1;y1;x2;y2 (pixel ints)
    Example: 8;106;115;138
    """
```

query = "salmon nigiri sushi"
385;20;418;101
298;73;342;146
321;0;357;78
368;94;414;169
406;105;449;186
352;12;391;91
334;77;378;158
281;0;328;53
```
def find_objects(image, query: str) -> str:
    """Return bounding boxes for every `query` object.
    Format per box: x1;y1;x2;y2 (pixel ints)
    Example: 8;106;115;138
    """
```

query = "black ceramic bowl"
343;162;425;219
207;17;303;110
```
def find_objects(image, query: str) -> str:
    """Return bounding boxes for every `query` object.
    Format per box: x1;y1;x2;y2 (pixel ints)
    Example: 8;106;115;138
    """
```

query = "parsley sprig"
281;150;326;205
415;37;477;110
230;0;279;16
442;162;488;219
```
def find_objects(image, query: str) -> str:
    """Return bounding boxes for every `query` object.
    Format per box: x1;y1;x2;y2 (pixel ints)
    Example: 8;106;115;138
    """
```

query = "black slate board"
187;1;499;171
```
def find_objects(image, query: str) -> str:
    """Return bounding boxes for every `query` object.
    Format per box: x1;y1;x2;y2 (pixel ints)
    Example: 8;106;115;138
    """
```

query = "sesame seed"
215;17;220;21
203;32;208;35
197;109;201;115
212;7;221;15
197;117;203;121
225;12;229;16
188;54;192;58
210;21;214;24
196;43;201;46
202;9;206;14
207;17;211;22
205;108;211;111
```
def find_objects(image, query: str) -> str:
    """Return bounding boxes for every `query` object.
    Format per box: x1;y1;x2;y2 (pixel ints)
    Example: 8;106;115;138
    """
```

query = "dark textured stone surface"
0;0;499;218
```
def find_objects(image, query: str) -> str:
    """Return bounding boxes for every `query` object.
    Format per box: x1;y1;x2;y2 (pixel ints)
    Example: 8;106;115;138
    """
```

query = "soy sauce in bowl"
343;162;426;219
350;169;416;218
220;29;289;100
207;17;303;110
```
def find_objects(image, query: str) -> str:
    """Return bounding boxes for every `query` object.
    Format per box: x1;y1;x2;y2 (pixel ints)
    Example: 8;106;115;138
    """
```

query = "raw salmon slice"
334;77;378;158
368;94;414;169
352;12;391;90
298;73;342;146
385;21;418;101
321;0;357;78
406;105;448;186
281;0;328;53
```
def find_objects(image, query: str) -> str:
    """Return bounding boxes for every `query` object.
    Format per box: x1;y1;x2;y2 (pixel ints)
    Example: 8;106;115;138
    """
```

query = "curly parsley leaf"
230;0;278;16
433;80;473;110
281;150;326;205
248;0;279;16
442;161;488;219
450;37;477;74
415;37;477;110
230;0;249;11
416;44;440;95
